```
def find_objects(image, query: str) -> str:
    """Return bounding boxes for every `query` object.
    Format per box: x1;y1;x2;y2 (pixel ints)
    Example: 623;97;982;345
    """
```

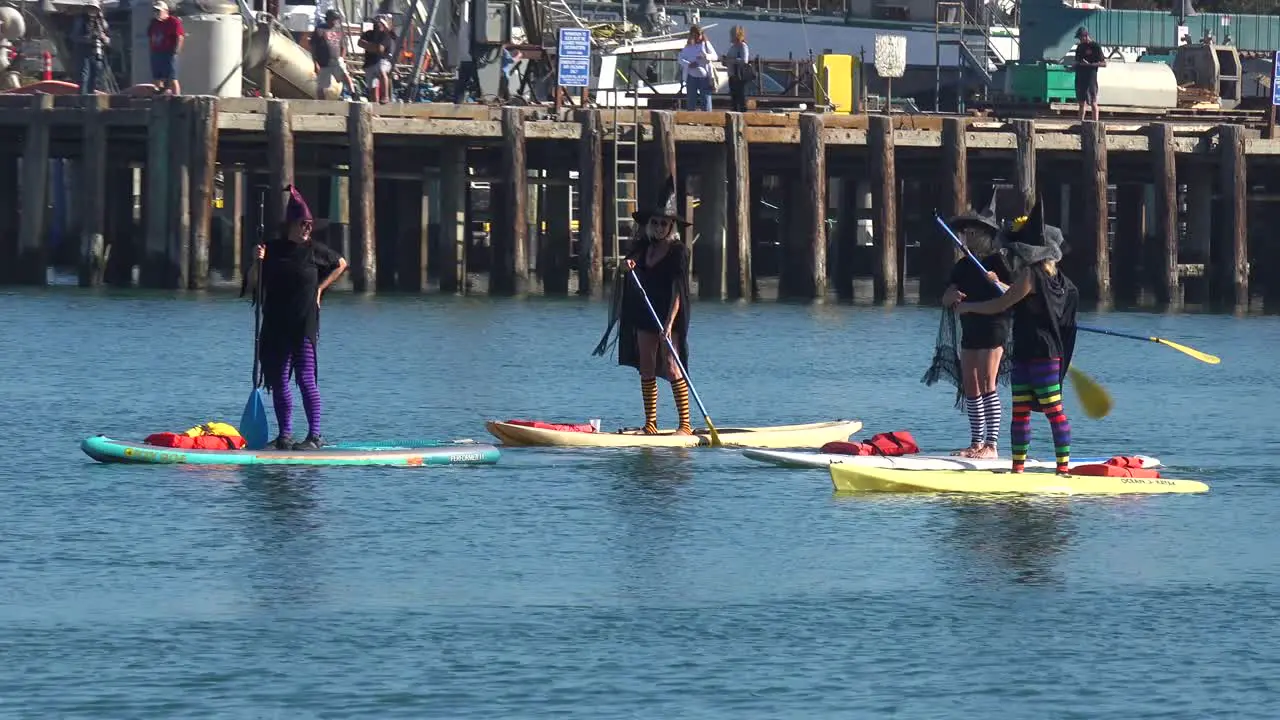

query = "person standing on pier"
1072;27;1105;123
359;14;396;103
593;178;694;435
951;201;1078;475
723;25;752;113
72;4;110;95
932;193;1013;459
246;186;348;450
311;9;354;100
678;25;717;111
147;1;184;95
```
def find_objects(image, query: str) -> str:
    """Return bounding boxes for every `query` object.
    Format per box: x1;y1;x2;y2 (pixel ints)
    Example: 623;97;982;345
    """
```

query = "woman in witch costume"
949;199;1079;474
933;191;1014;459
593;177;694;435
243;185;348;450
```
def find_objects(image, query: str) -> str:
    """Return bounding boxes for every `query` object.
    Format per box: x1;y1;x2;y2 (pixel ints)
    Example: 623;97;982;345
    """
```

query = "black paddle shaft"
251;189;266;388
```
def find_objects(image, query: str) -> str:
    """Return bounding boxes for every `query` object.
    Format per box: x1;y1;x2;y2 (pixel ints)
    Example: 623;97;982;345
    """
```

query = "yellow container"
816;54;855;114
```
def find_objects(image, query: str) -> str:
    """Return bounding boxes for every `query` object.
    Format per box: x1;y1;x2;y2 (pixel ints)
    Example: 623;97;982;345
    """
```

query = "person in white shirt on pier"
678;25;717;111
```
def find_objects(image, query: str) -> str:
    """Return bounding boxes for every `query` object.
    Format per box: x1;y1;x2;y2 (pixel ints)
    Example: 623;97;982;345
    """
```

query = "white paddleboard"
742;448;1162;471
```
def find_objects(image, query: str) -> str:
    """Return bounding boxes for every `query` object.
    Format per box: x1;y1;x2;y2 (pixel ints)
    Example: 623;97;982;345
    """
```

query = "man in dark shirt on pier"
1073;27;1106;123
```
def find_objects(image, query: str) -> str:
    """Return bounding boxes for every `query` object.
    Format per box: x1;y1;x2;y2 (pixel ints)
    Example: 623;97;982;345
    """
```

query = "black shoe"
271;434;294;450
292;434;325;450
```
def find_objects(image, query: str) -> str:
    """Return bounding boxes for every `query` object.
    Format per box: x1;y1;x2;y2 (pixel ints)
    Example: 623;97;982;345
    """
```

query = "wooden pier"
0;94;1277;311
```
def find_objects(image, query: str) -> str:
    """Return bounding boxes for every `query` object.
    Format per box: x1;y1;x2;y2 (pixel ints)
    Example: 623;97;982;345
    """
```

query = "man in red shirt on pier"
148;0;185;95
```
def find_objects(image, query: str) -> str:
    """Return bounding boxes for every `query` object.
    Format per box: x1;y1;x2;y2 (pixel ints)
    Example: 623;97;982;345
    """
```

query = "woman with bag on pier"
678;24;717;111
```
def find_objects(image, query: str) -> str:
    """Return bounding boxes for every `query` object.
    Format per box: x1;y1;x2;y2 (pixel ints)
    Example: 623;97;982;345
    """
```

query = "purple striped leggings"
266;338;322;439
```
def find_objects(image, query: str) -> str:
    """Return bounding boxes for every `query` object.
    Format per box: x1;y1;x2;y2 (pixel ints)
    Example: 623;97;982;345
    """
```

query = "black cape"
1019;263;1079;385
592;237;691;380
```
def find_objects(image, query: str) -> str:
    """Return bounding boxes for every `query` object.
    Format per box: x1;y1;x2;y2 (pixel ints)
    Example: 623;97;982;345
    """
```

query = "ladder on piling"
610;75;642;269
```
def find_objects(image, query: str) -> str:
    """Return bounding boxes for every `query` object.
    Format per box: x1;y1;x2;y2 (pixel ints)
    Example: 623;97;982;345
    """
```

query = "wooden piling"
1114;184;1146;305
833;177;858;301
348;102;376;293
189;96;219;290
1185;170;1212;305
492;107;528;295
650;110;677;191
869;114;898;305
103;166;137;287
782;112;826;301
437;144;468;294
697;143;728;300
1013;119;1036;215
542;166;572;295
724;112;752;300
78;95;109;287
265;99;294;230
925;116;969;301
577;109;604;297
16;93;53;285
1081;121;1110;306
1149;123;1179;306
226;168;244;284
410;172;431;291
1217;123;1248;309
168;96;194;290
0;152;17;282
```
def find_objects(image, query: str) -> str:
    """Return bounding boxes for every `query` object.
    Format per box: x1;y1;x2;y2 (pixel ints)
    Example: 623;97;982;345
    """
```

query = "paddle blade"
1067;367;1112;420
705;418;723;447
1155;338;1221;365
240;388;270;450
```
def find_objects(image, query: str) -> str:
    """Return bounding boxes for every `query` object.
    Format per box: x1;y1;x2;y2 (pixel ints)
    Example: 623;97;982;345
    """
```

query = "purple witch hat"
283;184;330;230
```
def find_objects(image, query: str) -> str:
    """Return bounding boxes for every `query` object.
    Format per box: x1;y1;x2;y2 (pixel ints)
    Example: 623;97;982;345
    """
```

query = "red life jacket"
506;419;597;433
1071;456;1161;478
144;432;246;450
821;431;919;457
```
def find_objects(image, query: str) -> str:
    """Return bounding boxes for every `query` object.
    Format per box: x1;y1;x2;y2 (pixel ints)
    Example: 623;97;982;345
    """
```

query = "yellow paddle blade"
1067;366;1112;420
705;417;723;447
1155;338;1221;365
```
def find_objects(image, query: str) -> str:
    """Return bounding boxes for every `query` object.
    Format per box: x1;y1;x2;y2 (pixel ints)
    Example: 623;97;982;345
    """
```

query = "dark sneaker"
271;434;294;450
293;434;325;450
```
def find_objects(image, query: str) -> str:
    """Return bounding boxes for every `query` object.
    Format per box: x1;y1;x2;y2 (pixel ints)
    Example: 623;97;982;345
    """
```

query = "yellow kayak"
829;463;1209;496
485;419;863;449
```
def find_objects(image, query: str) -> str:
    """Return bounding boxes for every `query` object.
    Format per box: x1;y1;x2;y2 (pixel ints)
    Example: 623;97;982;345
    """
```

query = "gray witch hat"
947;189;1001;235
1002;194;1069;267
632;176;692;228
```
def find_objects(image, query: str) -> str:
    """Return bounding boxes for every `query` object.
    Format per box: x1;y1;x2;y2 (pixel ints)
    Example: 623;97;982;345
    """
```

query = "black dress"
592;237;692;382
949;253;1013;350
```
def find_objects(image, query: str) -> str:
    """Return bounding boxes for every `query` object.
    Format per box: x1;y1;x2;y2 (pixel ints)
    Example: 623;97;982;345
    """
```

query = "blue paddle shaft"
626;266;713;423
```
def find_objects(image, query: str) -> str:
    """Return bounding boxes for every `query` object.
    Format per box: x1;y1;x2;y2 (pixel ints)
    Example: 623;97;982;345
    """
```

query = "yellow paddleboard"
829;464;1208;496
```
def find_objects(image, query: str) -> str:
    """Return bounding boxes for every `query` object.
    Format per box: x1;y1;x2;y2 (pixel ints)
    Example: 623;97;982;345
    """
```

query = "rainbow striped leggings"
1010;357;1071;472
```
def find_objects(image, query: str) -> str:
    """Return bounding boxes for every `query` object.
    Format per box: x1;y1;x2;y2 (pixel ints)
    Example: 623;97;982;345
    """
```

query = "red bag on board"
1071;456;1161;478
505;419;597;433
866;431;919;456
144;432;245;450
820;440;874;456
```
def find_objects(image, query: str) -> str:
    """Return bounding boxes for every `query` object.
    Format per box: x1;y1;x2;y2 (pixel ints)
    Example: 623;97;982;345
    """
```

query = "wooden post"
724;112;752;300
0;152;17;282
142;97;176;287
16;93;53;285
697;143;728;300
1149;123;1179;307
543;166;572;295
348;102;376;293
869;114;898;305
330;173;351;289
492;107;528;295
189;96;219;290
1185;170;1213;305
1081;120;1110;306
167;96;194;290
650;110;677;191
782;112;826;301
226;167;244;285
577;109;604;297
833;177;858;301
103;166;137;287
265;99;294;231
926;116;969;301
1217;123;1248;309
410;172;431;291
78;94;109;287
438;144;468;294
1013;119;1036;216
1114;184;1146;306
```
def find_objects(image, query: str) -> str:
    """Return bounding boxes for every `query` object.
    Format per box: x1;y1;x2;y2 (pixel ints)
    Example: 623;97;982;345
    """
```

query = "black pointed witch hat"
947;187;1001;235
632;176;692;228
1003;194;1068;266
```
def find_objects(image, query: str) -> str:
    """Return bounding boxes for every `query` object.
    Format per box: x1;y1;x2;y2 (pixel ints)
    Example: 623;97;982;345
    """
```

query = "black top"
1011;265;1079;378
260;239;344;351
361;29;395;68
311;25;343;67
950;253;1012;349
627;241;687;324
1074;40;1104;82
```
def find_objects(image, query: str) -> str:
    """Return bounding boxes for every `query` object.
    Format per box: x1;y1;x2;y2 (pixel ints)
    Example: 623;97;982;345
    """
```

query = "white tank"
0;6;25;41
244;21;337;99
175;13;244;96
1095;62;1178;109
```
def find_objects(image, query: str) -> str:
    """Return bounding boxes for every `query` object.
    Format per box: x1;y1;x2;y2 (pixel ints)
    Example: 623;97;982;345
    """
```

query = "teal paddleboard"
81;435;500;467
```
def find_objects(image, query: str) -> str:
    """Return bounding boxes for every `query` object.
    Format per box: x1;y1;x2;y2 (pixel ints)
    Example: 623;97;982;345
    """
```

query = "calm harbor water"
2;287;1278;718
